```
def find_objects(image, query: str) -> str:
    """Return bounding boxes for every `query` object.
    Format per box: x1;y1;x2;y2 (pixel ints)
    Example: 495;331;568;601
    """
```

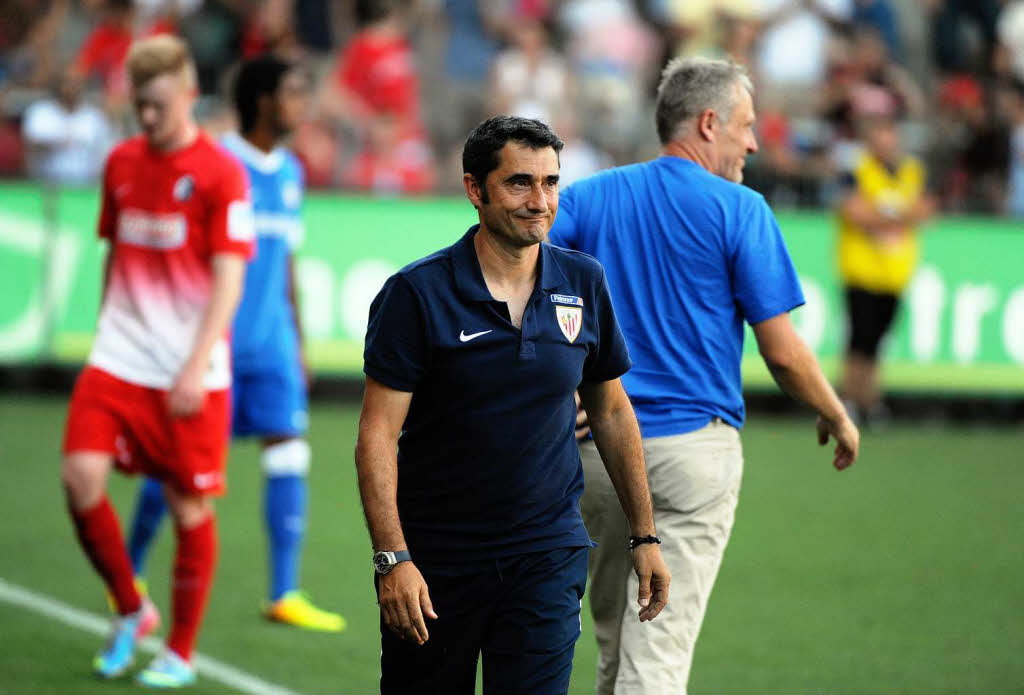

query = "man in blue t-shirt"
548;57;860;694
122;56;343;632
357;116;670;694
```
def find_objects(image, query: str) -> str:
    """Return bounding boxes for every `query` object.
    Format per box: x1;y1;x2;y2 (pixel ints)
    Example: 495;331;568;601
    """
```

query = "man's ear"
464;173;483;208
697;108;718;142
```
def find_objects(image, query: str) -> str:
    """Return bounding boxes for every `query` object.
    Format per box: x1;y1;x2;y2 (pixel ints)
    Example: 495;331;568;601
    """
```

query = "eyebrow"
503;173;560;184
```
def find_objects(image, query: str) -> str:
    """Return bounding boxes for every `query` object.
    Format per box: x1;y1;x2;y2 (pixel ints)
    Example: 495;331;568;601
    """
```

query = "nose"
526;183;549;213
747;131;759;155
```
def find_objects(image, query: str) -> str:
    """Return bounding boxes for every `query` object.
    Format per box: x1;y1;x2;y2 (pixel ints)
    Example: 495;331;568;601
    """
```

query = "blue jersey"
549;156;805;437
221;133;303;372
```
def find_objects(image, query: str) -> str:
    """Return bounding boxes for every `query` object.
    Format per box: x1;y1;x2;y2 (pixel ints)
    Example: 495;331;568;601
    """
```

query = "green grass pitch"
1;393;1022;694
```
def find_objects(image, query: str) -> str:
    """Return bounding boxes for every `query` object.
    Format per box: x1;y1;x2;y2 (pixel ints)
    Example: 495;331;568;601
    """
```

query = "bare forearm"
589;406;656;537
187;255;244;368
354;431;408;551
765;341;846;423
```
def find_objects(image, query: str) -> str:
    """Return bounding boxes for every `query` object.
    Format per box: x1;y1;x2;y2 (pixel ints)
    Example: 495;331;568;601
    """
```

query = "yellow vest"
837;153;925;293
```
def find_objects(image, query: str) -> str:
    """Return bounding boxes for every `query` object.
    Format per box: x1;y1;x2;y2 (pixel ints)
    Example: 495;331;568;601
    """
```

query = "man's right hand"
816;414;859;470
377;562;438;646
574;391;591;441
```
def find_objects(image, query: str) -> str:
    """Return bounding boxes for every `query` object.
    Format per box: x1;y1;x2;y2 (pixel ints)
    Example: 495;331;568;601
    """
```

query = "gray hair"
655;57;753;145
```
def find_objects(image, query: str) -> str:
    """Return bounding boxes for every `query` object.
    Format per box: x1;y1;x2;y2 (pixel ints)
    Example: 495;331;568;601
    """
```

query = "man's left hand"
168;361;207;417
632;543;670;622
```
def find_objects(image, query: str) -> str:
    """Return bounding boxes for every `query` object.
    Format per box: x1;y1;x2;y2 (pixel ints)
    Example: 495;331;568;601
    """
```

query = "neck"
663;139;713;172
474;225;539;289
243;124;277;154
155;121;199;153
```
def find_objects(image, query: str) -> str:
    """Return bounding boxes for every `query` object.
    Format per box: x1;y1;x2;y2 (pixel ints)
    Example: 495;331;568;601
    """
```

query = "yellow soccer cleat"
263;591;346;633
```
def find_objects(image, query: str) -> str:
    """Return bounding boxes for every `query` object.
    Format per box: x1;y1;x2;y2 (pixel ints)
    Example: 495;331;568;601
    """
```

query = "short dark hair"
462;116;563;201
233;55;293;133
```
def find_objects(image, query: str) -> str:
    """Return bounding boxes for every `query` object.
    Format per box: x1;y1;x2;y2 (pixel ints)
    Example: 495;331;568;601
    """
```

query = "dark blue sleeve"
363;274;430;392
548;184;580;250
582;266;632;382
731;195;805;325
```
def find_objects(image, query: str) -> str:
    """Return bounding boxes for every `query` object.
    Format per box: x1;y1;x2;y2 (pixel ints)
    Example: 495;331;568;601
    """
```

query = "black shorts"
845;287;900;359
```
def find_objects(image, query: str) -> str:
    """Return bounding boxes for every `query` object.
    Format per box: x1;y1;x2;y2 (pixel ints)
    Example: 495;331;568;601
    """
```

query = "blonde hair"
126;35;197;89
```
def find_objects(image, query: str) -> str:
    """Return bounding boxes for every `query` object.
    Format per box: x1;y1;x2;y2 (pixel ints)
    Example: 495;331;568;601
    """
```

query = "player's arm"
168;253;247;417
354;376;437;645
578;378;670;622
752;312;859;470
287;257;309;383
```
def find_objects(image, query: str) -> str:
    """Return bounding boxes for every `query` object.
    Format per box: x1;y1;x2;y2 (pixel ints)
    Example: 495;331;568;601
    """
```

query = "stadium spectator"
755;0;852;106
928;0;1003;75
355;115;669;693
123;55;346;633
321;0;424;135
22;68;113;185
549;57;858;694
489;21;571;126
997;1;1024;83
60;35;253;688
430;0;506;156
850;0;904;64
71;0;136;108
551;111;612;186
341;110;435;194
836;114;936;423
556;0;660;160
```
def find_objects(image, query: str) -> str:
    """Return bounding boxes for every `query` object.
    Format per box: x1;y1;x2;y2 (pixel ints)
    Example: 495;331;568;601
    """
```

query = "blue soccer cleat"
136;649;197;688
93;610;141;679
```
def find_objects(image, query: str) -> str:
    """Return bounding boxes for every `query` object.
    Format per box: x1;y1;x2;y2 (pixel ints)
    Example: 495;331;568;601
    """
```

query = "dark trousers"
379;546;588;695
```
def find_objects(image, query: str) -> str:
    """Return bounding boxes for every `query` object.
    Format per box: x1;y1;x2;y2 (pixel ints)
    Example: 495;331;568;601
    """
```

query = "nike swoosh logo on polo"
459;330;492;342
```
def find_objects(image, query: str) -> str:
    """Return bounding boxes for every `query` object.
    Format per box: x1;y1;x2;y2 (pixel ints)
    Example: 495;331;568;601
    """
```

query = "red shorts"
63;366;231;496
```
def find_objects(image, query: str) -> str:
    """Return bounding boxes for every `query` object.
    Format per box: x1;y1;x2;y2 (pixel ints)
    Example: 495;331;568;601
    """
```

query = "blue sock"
265;474;307;601
127;476;167;576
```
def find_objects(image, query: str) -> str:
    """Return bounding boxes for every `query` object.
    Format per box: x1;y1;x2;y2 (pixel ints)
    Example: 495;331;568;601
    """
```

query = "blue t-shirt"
548;156;804;436
221;133;304;372
363;227;631;565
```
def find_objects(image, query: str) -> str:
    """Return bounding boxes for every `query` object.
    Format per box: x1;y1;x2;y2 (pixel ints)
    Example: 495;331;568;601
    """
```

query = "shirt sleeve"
548;184;580;250
97;153;117;240
207;158;255;258
363;274;431;392
582;266;632;383
289;162;305;251
730;195;805;325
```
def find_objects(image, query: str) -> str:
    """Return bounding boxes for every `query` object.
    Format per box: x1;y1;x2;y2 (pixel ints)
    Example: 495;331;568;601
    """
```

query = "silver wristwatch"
372;549;412;575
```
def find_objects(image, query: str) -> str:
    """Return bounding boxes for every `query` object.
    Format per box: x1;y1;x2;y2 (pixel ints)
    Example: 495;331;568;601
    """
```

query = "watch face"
373;551;393;574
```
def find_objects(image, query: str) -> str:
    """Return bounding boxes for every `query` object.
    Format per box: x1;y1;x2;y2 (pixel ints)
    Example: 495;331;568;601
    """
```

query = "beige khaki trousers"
580;419;743;695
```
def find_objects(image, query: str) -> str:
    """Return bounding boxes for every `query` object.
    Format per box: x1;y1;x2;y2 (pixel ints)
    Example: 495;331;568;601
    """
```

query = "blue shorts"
231;362;308;438
378;546;588;695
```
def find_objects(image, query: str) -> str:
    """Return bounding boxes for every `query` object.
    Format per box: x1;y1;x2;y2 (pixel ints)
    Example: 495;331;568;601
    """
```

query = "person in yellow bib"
837;115;936;424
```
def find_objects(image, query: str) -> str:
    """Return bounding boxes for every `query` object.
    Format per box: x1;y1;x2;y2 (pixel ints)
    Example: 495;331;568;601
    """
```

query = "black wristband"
629;535;661;550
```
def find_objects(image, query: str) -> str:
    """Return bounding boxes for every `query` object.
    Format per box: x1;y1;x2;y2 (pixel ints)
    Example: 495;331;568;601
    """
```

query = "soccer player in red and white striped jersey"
61;35;253;687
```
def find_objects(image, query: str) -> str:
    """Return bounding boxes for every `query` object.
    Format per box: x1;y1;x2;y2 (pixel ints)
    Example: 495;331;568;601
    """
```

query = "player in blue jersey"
123;56;344;632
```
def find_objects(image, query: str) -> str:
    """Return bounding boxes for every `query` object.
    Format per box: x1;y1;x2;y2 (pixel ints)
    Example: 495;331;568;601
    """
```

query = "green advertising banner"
1;182;1022;392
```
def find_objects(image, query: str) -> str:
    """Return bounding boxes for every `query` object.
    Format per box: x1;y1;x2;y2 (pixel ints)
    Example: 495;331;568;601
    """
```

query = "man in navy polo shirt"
549;57;860;694
355;116;671;694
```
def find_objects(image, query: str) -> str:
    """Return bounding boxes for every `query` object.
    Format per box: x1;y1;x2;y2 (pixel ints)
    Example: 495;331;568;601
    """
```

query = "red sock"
69;496;141;615
167;515;217;661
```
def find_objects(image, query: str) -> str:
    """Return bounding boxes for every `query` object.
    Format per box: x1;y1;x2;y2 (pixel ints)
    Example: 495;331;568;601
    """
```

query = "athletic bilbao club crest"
556;305;583;343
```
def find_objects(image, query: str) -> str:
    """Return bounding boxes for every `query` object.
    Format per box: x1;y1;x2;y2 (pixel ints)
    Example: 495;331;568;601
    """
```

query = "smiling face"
712;82;758;183
465;142;560;248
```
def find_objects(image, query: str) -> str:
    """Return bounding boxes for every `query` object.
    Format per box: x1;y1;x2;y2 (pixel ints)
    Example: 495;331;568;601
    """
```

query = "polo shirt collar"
452;225;568;300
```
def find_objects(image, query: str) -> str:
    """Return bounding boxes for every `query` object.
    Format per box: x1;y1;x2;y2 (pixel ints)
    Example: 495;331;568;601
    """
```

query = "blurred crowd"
2;0;1023;215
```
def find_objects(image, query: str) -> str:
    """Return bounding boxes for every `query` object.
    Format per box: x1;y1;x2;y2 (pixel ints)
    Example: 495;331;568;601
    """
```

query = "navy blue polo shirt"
363;226;631;565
